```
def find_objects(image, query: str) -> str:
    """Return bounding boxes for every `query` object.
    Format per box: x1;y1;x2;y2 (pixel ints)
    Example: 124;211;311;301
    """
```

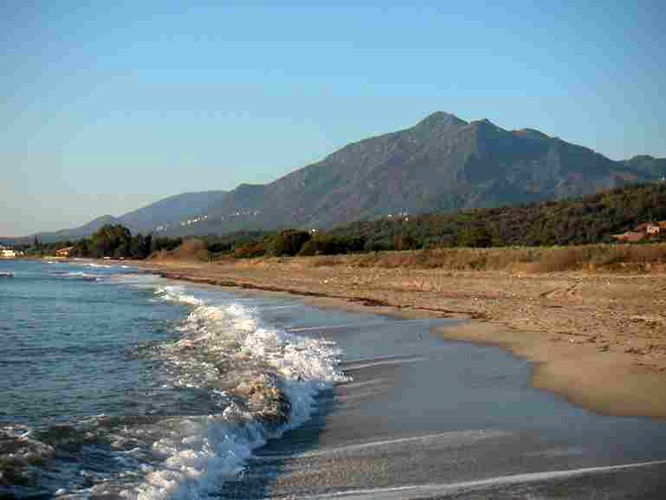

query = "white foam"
64;271;99;281
242;328;343;381
110;273;161;287
344;355;427;371
298;460;666;499
154;285;203;306
250;430;509;462
135;417;267;500
120;287;348;499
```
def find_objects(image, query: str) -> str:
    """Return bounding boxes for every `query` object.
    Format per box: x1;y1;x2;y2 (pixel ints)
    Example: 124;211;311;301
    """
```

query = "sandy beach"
133;254;666;420
6;257;666;498
212;302;666;499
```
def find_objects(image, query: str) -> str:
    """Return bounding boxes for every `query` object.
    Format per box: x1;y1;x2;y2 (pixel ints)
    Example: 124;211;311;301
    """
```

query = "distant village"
0;244;66;259
0;246;24;258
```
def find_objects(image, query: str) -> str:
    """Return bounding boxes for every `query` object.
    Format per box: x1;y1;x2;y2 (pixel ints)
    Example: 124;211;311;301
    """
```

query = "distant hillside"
330;182;666;249
149;183;666;262
28;112;665;241
187;112;664;235
621;155;666;178
30;191;227;243
118;191;228;233
18;183;666;259
27;215;121;245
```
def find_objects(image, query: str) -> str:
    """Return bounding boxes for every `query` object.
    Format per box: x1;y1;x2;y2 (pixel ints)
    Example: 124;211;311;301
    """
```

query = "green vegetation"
270;230;312;256
21;224;182;259
332;182;666;250
198;183;666;259
16;183;666;262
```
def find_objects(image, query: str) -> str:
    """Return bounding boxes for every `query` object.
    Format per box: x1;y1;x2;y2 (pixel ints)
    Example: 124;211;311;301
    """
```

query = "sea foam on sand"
109;284;350;499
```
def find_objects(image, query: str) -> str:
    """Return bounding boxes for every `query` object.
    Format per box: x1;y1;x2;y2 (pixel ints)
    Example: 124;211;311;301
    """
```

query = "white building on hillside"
1;248;17;258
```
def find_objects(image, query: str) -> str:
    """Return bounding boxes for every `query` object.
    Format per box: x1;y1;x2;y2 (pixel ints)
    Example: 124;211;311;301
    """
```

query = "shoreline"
130;257;666;419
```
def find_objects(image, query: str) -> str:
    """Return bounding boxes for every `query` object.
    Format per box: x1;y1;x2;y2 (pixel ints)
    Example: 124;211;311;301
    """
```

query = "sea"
0;260;345;498
2;259;666;499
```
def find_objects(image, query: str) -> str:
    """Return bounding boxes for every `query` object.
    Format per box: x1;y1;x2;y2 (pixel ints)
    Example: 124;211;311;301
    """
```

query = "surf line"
299;459;666;499
251;429;508;462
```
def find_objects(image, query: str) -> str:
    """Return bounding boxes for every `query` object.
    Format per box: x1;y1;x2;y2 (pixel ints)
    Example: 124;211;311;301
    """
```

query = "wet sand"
207;297;666;499
135;256;666;419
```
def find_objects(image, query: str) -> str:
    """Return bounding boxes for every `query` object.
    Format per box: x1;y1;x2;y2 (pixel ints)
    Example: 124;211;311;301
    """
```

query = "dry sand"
134;255;666;419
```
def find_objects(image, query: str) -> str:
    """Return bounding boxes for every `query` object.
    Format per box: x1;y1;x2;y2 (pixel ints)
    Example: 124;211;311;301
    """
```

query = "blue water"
2;259;666;499
1;261;186;426
0;260;346;498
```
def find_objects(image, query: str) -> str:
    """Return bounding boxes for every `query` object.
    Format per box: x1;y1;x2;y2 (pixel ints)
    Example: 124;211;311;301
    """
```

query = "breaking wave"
65;271;100;281
9;283;346;499
108;285;350;498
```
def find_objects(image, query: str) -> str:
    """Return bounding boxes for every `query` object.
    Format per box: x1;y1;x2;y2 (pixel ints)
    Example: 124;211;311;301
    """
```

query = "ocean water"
3;259;666;499
0;260;346;498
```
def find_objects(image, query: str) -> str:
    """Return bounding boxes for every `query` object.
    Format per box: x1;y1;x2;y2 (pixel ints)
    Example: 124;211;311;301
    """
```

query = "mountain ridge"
25;112;666;241
193;111;663;235
26;191;227;243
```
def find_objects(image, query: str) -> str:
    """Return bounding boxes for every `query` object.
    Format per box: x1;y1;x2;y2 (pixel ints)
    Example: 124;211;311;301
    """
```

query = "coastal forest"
17;182;666;260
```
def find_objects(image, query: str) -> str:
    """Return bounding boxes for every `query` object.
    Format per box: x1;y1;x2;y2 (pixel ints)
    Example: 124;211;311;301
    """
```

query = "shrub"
233;240;269;258
173;238;209;261
270;230;311;256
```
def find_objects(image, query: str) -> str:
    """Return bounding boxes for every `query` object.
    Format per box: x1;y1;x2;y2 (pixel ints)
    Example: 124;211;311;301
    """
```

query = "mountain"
30;191;227;243
187;112;664;235
26;215;122;244
28;112;666;241
117;191;228;233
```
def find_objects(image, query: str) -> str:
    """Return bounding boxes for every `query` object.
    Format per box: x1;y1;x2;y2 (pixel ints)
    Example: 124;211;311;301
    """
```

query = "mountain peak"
31;114;665;241
415;111;467;129
470;118;499;129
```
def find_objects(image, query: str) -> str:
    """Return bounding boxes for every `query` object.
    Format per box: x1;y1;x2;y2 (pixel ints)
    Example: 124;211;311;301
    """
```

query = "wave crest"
117;284;350;498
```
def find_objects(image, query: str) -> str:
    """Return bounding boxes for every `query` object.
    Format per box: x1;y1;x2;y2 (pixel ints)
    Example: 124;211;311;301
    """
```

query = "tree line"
331;182;666;251
21;182;666;260
216;182;666;257
25;226;182;259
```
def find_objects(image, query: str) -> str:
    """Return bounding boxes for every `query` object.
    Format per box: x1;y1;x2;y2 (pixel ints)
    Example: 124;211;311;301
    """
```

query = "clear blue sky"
2;0;664;236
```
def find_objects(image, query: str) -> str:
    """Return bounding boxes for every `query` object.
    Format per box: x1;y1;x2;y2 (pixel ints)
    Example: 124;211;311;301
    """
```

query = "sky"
1;0;665;236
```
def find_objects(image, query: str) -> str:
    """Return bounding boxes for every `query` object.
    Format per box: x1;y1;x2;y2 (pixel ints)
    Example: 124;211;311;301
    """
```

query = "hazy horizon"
2;1;665;236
